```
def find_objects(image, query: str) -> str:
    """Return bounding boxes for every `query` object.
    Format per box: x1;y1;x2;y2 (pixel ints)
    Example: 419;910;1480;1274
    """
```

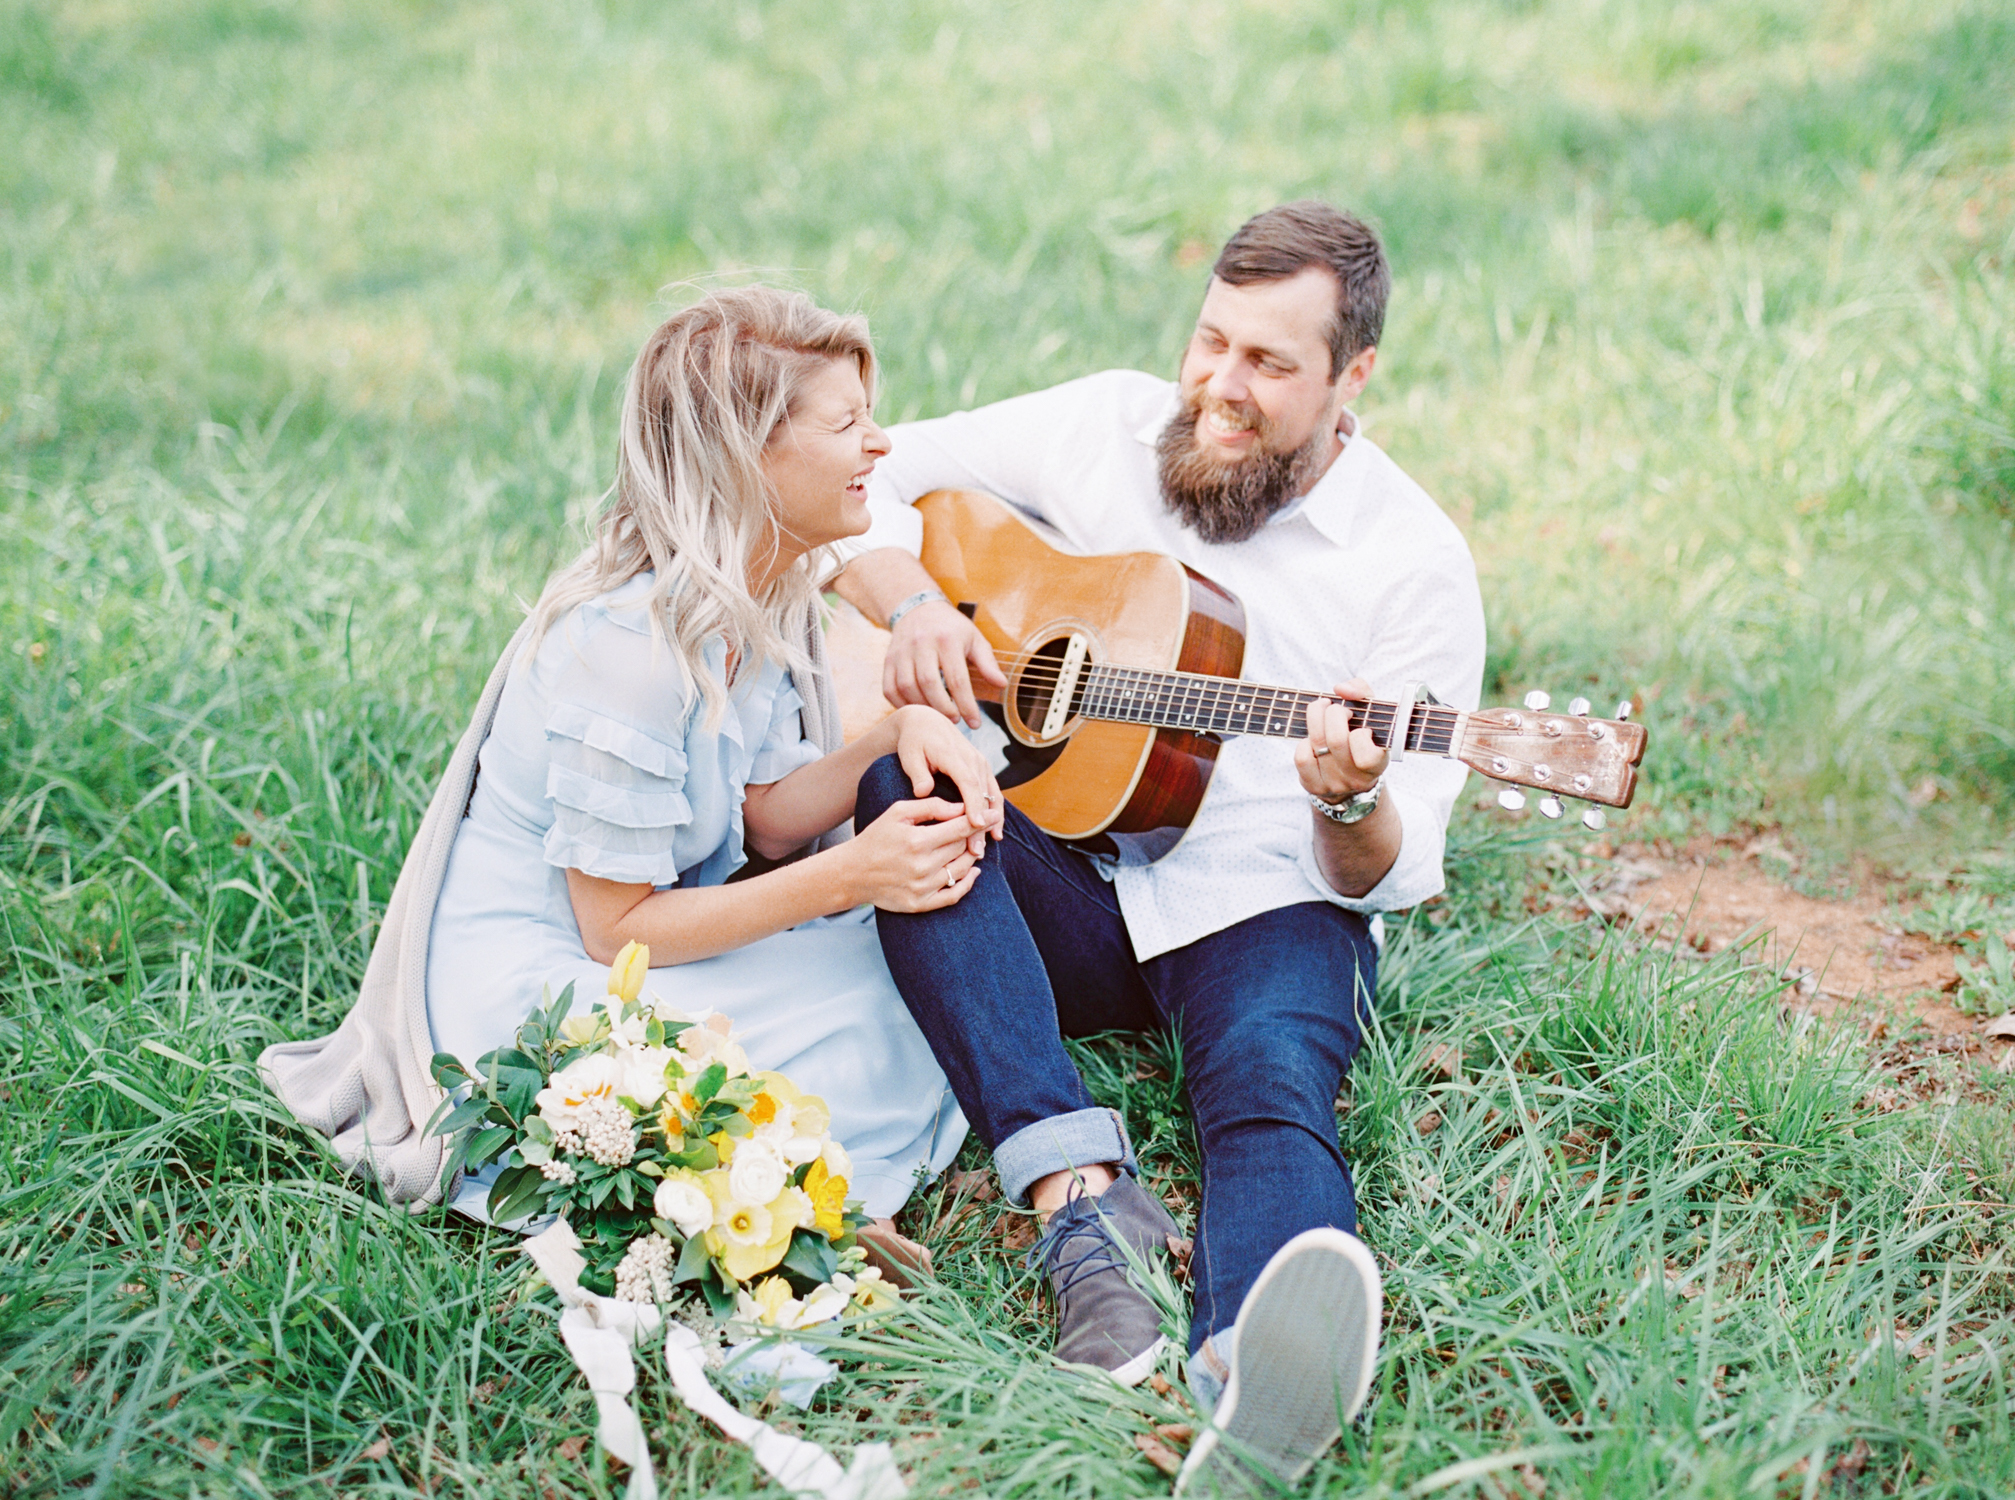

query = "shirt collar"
1133;392;1368;546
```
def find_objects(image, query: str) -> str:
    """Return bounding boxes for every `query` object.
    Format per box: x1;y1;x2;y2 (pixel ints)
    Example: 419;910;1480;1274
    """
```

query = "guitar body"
916;489;1246;841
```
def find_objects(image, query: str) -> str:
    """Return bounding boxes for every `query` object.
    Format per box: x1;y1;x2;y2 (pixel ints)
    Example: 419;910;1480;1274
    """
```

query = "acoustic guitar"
912;488;1647;846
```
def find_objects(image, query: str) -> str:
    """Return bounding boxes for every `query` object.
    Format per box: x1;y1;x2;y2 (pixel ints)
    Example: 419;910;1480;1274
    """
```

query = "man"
833;202;1485;1492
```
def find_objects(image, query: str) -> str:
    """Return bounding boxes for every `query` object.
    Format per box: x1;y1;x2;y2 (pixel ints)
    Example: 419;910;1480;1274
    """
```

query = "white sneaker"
1174;1228;1382;1495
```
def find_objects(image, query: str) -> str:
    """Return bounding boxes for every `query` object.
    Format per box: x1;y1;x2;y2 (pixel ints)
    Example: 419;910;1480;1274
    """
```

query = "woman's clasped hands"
848;705;1006;913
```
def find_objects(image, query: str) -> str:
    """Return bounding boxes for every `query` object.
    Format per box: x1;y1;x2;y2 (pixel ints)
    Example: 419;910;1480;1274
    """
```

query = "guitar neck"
1076;664;1461;757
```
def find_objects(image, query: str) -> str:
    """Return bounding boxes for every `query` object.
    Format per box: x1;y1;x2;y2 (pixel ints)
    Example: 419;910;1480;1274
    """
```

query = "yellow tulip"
609;941;650;1004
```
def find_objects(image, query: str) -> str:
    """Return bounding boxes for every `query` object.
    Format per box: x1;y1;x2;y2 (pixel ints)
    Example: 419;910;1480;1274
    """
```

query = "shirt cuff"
1296;783;1447;915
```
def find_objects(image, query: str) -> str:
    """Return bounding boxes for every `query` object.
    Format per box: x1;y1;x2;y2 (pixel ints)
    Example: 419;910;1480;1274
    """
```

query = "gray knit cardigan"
258;612;849;1208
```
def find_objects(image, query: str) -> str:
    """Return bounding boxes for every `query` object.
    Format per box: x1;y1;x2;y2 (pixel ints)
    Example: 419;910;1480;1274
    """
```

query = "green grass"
4;0;2014;1494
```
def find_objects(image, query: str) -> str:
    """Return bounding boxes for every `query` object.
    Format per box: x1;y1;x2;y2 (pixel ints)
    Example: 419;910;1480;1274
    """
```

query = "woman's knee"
854;753;911;826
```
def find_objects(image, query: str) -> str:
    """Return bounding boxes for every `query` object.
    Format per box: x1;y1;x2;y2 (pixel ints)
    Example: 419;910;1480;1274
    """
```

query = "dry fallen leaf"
1980;1014;2015;1039
557;1435;590;1460
1134;1433;1183;1477
948;1168;998;1203
1422;1042;1463;1080
361;1436;391;1461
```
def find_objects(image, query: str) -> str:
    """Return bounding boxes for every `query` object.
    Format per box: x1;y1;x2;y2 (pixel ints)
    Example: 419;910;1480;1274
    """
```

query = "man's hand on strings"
883;600;1008;730
1294;676;1389;803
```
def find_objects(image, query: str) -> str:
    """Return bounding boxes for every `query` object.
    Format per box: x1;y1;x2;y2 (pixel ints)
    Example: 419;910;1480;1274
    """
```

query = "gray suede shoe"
1026;1177;1177;1386
1175;1228;1382;1496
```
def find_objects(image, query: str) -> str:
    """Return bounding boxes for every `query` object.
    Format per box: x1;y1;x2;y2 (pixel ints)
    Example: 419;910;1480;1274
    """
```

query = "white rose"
781;1133;823;1167
616;1045;674;1107
820;1140;853;1180
654;1175;714;1238
727;1141;788;1206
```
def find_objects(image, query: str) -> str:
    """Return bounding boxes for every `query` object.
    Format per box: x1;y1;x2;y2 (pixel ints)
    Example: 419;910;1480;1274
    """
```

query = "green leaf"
431;1053;472;1090
465;1125;516;1170
433;1096;493;1139
634;1159;663;1177
486;1165;549;1226
699;1261;735;1317
544;980;578;1034
674;1230;712;1285
666;1138;719;1172
780;1228;839;1289
693;1061;727;1104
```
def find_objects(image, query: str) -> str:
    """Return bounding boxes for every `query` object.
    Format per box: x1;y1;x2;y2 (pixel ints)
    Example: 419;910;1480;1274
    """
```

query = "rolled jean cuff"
993;1107;1137;1208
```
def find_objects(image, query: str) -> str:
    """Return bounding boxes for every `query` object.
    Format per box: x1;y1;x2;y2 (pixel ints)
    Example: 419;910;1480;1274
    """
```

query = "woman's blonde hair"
528;285;876;725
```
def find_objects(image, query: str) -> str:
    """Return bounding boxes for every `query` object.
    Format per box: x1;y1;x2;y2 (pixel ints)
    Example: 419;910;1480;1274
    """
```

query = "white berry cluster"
613;1231;676;1304
574;1095;637;1167
539;1159;577;1184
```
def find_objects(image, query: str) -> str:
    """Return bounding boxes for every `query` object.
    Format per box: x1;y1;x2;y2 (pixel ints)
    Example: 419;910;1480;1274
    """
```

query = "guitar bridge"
1039;633;1090;740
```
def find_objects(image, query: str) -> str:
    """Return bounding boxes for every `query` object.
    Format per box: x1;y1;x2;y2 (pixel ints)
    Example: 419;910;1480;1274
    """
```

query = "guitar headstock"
1456;693;1648;825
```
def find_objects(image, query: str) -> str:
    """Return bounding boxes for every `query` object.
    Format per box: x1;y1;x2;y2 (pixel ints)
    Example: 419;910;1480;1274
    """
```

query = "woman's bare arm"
567;794;984;966
739;703;1002;860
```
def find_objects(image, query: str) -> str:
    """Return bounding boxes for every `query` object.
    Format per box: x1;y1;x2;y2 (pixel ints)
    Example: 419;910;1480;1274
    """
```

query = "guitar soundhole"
1012;636;1085;744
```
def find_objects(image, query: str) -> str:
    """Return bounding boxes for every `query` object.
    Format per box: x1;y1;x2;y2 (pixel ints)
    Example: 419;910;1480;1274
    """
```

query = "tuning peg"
1523;690;1551;711
1568;696;1591;717
1538;795;1564;819
1614;698;1633;721
1497;787;1527;812
1581;807;1607;832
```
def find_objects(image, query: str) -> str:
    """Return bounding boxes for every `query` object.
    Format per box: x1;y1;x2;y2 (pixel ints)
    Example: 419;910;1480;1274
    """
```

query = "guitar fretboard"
1074;664;1461;755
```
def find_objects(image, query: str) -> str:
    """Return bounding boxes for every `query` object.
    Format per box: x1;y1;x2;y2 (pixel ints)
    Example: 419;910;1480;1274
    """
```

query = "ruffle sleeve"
541;701;694;886
746;673;825;786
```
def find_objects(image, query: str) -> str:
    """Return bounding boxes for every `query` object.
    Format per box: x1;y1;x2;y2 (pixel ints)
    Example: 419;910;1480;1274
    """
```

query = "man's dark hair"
1211;201;1389;378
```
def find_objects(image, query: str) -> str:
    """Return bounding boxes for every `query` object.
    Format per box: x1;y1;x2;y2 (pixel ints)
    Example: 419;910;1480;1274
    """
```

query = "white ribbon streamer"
522;1221;906;1500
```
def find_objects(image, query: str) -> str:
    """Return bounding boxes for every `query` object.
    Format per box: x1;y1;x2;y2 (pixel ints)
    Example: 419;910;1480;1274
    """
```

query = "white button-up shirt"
838;369;1486;961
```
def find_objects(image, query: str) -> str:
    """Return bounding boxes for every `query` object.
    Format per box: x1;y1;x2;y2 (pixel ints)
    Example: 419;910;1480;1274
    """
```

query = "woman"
265;288;995;1257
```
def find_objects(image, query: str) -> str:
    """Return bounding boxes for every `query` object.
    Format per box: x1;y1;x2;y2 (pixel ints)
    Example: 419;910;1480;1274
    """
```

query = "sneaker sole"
1175;1229;1381;1496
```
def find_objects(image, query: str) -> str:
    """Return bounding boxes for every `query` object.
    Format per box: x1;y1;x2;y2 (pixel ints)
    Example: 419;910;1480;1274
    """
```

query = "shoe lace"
1024;1197;1131;1302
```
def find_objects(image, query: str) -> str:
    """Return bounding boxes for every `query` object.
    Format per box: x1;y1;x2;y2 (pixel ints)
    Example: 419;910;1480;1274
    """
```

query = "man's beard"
1155;396;1331;545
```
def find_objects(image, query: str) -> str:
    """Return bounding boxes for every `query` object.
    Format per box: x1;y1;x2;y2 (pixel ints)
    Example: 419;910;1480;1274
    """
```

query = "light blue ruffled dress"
425;574;966;1218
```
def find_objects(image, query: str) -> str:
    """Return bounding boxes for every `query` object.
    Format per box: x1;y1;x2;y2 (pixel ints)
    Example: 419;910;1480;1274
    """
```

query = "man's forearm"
833;547;939;629
1310;797;1402;899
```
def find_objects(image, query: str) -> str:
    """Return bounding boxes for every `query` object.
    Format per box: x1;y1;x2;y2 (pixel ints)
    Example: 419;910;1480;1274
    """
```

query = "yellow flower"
749;1275;797;1325
749;1091;777;1126
703;1172;800;1281
557;1012;605;1047
755;1073;830;1137
609;941;649;1004
804;1159;849;1241
849;1268;901;1313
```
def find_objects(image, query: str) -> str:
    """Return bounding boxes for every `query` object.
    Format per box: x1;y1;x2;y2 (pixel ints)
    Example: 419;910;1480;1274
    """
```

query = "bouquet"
428;941;898;1334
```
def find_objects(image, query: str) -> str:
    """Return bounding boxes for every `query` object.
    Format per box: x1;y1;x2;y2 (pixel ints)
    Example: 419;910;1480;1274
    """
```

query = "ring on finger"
1313;743;1331;758
943;863;957;888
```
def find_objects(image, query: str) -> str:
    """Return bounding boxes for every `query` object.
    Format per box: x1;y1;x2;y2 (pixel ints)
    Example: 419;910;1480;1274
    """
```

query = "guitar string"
965;655;1461;752
987;669;1458;745
979;655;1455;726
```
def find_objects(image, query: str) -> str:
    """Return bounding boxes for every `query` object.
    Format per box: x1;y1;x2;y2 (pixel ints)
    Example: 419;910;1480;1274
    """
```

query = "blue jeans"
857;756;1378;1352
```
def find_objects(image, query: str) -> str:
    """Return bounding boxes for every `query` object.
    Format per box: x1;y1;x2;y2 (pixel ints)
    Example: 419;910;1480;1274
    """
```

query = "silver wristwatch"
1311;781;1382;824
